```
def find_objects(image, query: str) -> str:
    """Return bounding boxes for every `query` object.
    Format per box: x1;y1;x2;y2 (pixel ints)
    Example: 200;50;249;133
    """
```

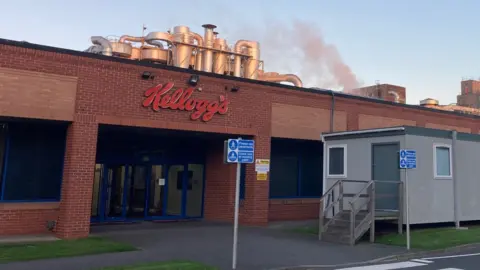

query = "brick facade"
0;40;479;237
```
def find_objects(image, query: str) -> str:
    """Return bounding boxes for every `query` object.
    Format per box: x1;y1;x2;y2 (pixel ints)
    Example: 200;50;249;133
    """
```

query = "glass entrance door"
105;165;127;220
91;162;206;222
185;164;204;218
147;165;165;217
126;165;148;219
165;164;185;217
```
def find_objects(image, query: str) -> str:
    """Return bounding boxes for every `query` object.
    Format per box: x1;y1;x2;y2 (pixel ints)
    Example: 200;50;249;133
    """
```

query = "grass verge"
290;224;480;250
289;226;318;235
376;226;480;250
97;261;217;270
0;237;136;263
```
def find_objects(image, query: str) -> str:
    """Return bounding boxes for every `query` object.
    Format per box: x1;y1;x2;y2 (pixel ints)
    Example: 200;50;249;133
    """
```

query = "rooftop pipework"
85;23;303;87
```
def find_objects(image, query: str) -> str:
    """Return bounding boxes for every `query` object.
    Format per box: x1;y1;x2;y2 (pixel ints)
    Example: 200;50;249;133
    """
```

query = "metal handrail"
349;180;373;207
319;180;341;204
319;179;371;240
318;180;341;240
319;179;402;245
349;181;375;245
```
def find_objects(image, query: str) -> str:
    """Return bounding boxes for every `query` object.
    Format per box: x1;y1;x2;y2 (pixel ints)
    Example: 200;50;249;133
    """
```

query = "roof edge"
321;126;406;140
1;38;479;119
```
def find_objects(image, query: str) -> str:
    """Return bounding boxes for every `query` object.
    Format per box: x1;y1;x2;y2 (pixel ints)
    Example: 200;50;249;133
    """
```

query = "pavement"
0;221;408;270
314;246;480;270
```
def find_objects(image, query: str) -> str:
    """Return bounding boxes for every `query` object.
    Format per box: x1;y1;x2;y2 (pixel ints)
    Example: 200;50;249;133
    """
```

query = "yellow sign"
255;159;270;173
257;172;268;181
256;159;270;165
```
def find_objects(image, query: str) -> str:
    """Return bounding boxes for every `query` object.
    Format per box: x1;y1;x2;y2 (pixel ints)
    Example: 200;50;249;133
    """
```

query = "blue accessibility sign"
226;139;255;164
227;151;238;162
399;149;416;169
228;140;238;151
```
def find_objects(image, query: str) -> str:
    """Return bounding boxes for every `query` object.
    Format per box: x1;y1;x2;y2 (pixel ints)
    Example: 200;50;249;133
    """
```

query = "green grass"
0;237;136;263
97;261;217;270
376;226;480;250
289;226;318;235
289;224;480;250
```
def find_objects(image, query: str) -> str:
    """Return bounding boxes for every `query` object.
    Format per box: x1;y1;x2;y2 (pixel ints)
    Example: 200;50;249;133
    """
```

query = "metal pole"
404;135;411;250
232;138;242;270
405;168;410;250
452;130;460;229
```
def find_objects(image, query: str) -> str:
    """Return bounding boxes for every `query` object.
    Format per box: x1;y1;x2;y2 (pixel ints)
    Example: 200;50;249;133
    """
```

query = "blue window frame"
0;122;67;202
269;138;323;198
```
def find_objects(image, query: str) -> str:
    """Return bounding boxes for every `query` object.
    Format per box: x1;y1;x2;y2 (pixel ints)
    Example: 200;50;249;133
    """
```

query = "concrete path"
0;221;408;270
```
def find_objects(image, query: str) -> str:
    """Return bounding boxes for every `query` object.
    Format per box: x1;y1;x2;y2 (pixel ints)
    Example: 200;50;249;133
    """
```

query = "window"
434;144;452;178
0;124;7;196
327;145;347;178
269;156;299;197
1;122;67;201
269;139;323;198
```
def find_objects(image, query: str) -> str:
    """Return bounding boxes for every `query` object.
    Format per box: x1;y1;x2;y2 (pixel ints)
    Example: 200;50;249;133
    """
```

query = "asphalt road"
329;251;480;270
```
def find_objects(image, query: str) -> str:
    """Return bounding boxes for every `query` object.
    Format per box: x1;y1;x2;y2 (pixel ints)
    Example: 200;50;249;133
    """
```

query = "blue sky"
2;0;479;105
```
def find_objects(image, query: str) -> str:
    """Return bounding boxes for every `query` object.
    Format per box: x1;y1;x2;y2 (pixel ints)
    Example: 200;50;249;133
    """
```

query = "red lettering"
142;82;229;121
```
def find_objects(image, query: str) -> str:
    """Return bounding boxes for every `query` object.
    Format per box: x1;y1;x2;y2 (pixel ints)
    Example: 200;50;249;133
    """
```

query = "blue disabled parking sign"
226;139;255;164
399;149;417;169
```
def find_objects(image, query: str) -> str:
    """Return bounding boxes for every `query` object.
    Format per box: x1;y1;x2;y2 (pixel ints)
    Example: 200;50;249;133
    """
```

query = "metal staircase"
318;180;377;245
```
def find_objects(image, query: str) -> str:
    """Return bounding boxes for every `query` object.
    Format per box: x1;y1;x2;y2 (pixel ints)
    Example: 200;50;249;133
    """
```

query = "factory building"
0;24;478;239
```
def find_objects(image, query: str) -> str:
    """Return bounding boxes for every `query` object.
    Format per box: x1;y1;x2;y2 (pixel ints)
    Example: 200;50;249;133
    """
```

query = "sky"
2;0;480;105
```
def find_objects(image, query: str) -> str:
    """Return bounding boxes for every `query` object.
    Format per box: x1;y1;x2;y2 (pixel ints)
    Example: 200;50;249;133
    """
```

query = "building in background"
343;83;406;104
457;79;480;108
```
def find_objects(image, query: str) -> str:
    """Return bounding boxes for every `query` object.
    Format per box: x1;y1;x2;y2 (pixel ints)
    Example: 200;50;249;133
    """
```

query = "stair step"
330;218;365;227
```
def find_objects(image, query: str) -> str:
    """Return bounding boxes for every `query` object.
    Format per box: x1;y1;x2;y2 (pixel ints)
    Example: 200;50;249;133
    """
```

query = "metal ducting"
90;36;112;56
233;40;260;79
202;24;216;72
259;72;303;87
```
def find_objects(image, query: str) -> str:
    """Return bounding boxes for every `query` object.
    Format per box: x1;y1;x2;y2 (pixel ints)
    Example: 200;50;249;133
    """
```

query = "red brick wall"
1;42;479;235
269;199;320;221
56;117;99;239
0;203;59;235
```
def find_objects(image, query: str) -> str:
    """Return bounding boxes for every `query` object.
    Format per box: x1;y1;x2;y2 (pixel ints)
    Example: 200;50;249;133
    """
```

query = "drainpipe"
452;130;460;229
330;91;336;132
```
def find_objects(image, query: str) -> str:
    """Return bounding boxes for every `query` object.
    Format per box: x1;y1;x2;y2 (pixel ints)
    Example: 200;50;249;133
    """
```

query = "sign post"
226;138;255;270
399;149;417;251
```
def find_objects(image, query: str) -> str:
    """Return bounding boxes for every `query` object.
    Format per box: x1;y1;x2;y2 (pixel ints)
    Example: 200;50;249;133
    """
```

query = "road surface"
331;251;480;270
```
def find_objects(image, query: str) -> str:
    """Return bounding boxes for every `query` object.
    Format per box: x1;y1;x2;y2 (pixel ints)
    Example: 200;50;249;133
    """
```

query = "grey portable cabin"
321;125;480;228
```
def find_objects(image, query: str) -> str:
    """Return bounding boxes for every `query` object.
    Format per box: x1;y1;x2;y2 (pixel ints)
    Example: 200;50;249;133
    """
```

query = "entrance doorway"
371;142;401;211
91;162;205;222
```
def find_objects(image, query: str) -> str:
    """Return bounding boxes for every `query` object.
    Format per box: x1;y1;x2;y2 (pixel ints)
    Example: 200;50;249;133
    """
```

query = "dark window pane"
299;155;323;197
269;155;298;197
328;147;344;175
269;138;323;198
3;122;67;201
0;124;6;196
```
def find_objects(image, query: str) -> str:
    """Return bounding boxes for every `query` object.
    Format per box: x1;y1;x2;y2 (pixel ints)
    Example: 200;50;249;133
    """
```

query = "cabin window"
327;145;347;178
434;144;452;178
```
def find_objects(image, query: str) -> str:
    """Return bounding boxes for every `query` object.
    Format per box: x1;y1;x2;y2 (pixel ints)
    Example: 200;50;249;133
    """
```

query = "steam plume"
237;20;361;90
